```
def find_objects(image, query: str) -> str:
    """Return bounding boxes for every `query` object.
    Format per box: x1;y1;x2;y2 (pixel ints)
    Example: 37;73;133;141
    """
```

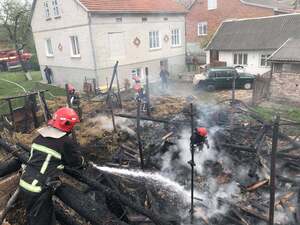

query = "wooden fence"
252;72;272;106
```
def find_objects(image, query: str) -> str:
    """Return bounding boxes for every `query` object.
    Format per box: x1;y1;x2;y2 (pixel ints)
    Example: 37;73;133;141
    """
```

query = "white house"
31;0;187;89
205;13;300;75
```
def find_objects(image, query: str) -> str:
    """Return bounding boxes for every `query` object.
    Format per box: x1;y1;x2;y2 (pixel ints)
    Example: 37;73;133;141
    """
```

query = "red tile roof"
78;0;187;13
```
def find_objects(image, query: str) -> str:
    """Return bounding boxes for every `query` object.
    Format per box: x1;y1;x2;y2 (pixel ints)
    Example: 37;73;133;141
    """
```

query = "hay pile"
151;96;187;117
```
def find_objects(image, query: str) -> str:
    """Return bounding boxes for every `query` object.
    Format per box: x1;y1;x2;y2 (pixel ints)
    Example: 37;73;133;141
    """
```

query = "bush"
27;54;40;71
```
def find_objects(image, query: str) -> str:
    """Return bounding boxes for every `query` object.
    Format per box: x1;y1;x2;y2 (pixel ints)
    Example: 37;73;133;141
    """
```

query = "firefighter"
67;83;80;107
191;127;210;150
19;107;85;225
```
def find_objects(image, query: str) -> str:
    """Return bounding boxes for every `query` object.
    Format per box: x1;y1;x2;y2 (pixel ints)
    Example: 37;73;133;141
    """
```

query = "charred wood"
0;158;21;177
56;183;128;225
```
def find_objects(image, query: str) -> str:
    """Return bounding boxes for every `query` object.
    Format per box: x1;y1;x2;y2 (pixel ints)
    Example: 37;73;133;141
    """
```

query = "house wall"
31;0;89;33
270;72;300;104
31;0;95;89
186;0;273;51
91;14;186;86
216;50;273;75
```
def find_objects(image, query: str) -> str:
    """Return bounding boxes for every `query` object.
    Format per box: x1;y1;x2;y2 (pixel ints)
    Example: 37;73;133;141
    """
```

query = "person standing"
44;66;53;84
160;68;169;90
19;107;85;225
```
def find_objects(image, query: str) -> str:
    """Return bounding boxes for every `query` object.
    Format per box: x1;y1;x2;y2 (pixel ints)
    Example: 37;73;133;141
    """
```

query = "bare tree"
0;0;32;79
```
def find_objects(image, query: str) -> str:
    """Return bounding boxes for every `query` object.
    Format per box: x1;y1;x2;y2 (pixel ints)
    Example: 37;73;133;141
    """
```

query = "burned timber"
0;85;300;225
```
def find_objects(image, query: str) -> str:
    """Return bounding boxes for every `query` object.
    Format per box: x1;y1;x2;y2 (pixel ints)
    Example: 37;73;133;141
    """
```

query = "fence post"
269;114;280;225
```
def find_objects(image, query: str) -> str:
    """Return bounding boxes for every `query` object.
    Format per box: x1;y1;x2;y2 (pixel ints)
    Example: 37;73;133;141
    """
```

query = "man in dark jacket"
44;66;53;84
19;107;85;225
160;68;169;90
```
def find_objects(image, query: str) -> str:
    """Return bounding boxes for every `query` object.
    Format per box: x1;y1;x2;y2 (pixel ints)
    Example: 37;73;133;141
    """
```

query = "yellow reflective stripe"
32;143;61;159
40;154;52;174
32;179;38;186
20;179;42;193
57;165;64;170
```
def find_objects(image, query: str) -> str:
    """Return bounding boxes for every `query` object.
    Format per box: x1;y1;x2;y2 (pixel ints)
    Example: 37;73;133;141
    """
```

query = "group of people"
18;65;209;225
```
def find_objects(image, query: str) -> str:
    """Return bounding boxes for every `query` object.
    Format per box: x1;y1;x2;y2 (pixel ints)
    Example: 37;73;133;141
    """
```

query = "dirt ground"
0;81;276;225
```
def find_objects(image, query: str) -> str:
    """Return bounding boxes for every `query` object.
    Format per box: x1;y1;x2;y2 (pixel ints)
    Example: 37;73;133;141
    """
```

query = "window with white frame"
149;31;161;49
208;0;217;10
233;53;248;65
45;39;53;56
171;29;181;47
198;22;208;36
260;54;271;67
44;1;51;19
70;36;80;57
52;0;60;17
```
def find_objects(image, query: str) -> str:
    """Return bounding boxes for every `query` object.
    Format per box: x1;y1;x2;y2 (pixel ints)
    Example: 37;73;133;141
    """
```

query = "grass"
253;105;300;123
0;71;65;114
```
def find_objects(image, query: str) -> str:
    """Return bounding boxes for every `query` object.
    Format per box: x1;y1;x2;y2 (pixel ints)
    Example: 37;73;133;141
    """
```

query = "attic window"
44;1;51;20
142;17;148;22
116;17;122;22
52;0;60;17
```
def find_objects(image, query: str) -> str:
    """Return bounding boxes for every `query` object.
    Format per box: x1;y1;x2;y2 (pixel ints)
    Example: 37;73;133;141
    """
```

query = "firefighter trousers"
20;188;56;225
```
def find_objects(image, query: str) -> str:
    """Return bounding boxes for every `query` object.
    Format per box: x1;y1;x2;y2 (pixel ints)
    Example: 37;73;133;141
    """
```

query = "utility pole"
269;115;280;225
145;67;151;117
136;99;144;170
232;72;237;104
189;103;195;223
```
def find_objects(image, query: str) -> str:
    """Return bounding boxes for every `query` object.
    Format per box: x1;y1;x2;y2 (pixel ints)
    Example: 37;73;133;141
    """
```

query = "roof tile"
78;0;187;13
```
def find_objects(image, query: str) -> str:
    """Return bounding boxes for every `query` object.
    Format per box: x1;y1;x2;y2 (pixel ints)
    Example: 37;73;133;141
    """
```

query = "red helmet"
67;84;75;92
134;83;142;92
132;76;141;82
197;127;208;137
48;107;80;132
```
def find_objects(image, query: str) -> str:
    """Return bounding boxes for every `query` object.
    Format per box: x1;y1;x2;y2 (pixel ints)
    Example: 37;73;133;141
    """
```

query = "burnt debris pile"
0;97;300;225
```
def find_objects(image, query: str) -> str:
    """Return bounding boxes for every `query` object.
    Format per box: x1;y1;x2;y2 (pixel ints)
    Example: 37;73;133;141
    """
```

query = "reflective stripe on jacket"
20;134;83;193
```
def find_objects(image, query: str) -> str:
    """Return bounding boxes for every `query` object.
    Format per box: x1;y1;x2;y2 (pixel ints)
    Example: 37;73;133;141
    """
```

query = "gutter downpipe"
88;12;99;87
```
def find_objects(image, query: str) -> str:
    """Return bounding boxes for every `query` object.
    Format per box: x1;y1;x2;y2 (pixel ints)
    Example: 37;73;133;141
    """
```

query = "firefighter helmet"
197;127;208;137
132;76;141;83
67;84;75;93
48;107;80;132
134;83;142;92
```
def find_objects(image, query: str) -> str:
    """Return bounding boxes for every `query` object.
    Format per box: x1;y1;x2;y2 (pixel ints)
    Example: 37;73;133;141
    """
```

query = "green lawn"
0;71;65;114
253;105;300;123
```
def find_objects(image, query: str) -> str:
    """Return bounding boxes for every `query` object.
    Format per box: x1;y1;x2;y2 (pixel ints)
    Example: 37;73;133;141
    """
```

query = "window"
132;68;142;77
171;29;181;47
149;31;160;49
52;0;60;17
198;22;208;36
261;54;271;67
233;53;248;65
70;36;80;57
116;17;122;22
45;39;53;57
208;0;217;10
142;17;148;22
44;1;51;19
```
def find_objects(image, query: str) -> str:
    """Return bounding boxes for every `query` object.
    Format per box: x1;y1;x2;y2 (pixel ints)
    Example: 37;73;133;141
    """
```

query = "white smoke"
89;115;136;135
159;125;241;220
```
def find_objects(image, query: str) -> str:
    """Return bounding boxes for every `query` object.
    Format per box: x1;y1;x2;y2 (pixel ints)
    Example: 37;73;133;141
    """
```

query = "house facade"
205;13;300;75
31;0;187;89
176;0;299;57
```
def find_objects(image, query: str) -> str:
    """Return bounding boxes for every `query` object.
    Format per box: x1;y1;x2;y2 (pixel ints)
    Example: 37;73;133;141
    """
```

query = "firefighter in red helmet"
191;127;210;150
19;107;85;225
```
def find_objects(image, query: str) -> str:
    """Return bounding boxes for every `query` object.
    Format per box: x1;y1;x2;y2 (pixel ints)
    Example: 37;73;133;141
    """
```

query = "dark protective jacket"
20;134;84;193
190;132;209;148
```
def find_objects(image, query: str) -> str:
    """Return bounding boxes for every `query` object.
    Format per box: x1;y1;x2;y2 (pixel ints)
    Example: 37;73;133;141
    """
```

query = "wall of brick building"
270;73;300;103
186;0;274;44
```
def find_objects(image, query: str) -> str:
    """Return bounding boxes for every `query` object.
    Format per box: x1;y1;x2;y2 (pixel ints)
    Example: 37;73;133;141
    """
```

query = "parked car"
193;67;255;91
